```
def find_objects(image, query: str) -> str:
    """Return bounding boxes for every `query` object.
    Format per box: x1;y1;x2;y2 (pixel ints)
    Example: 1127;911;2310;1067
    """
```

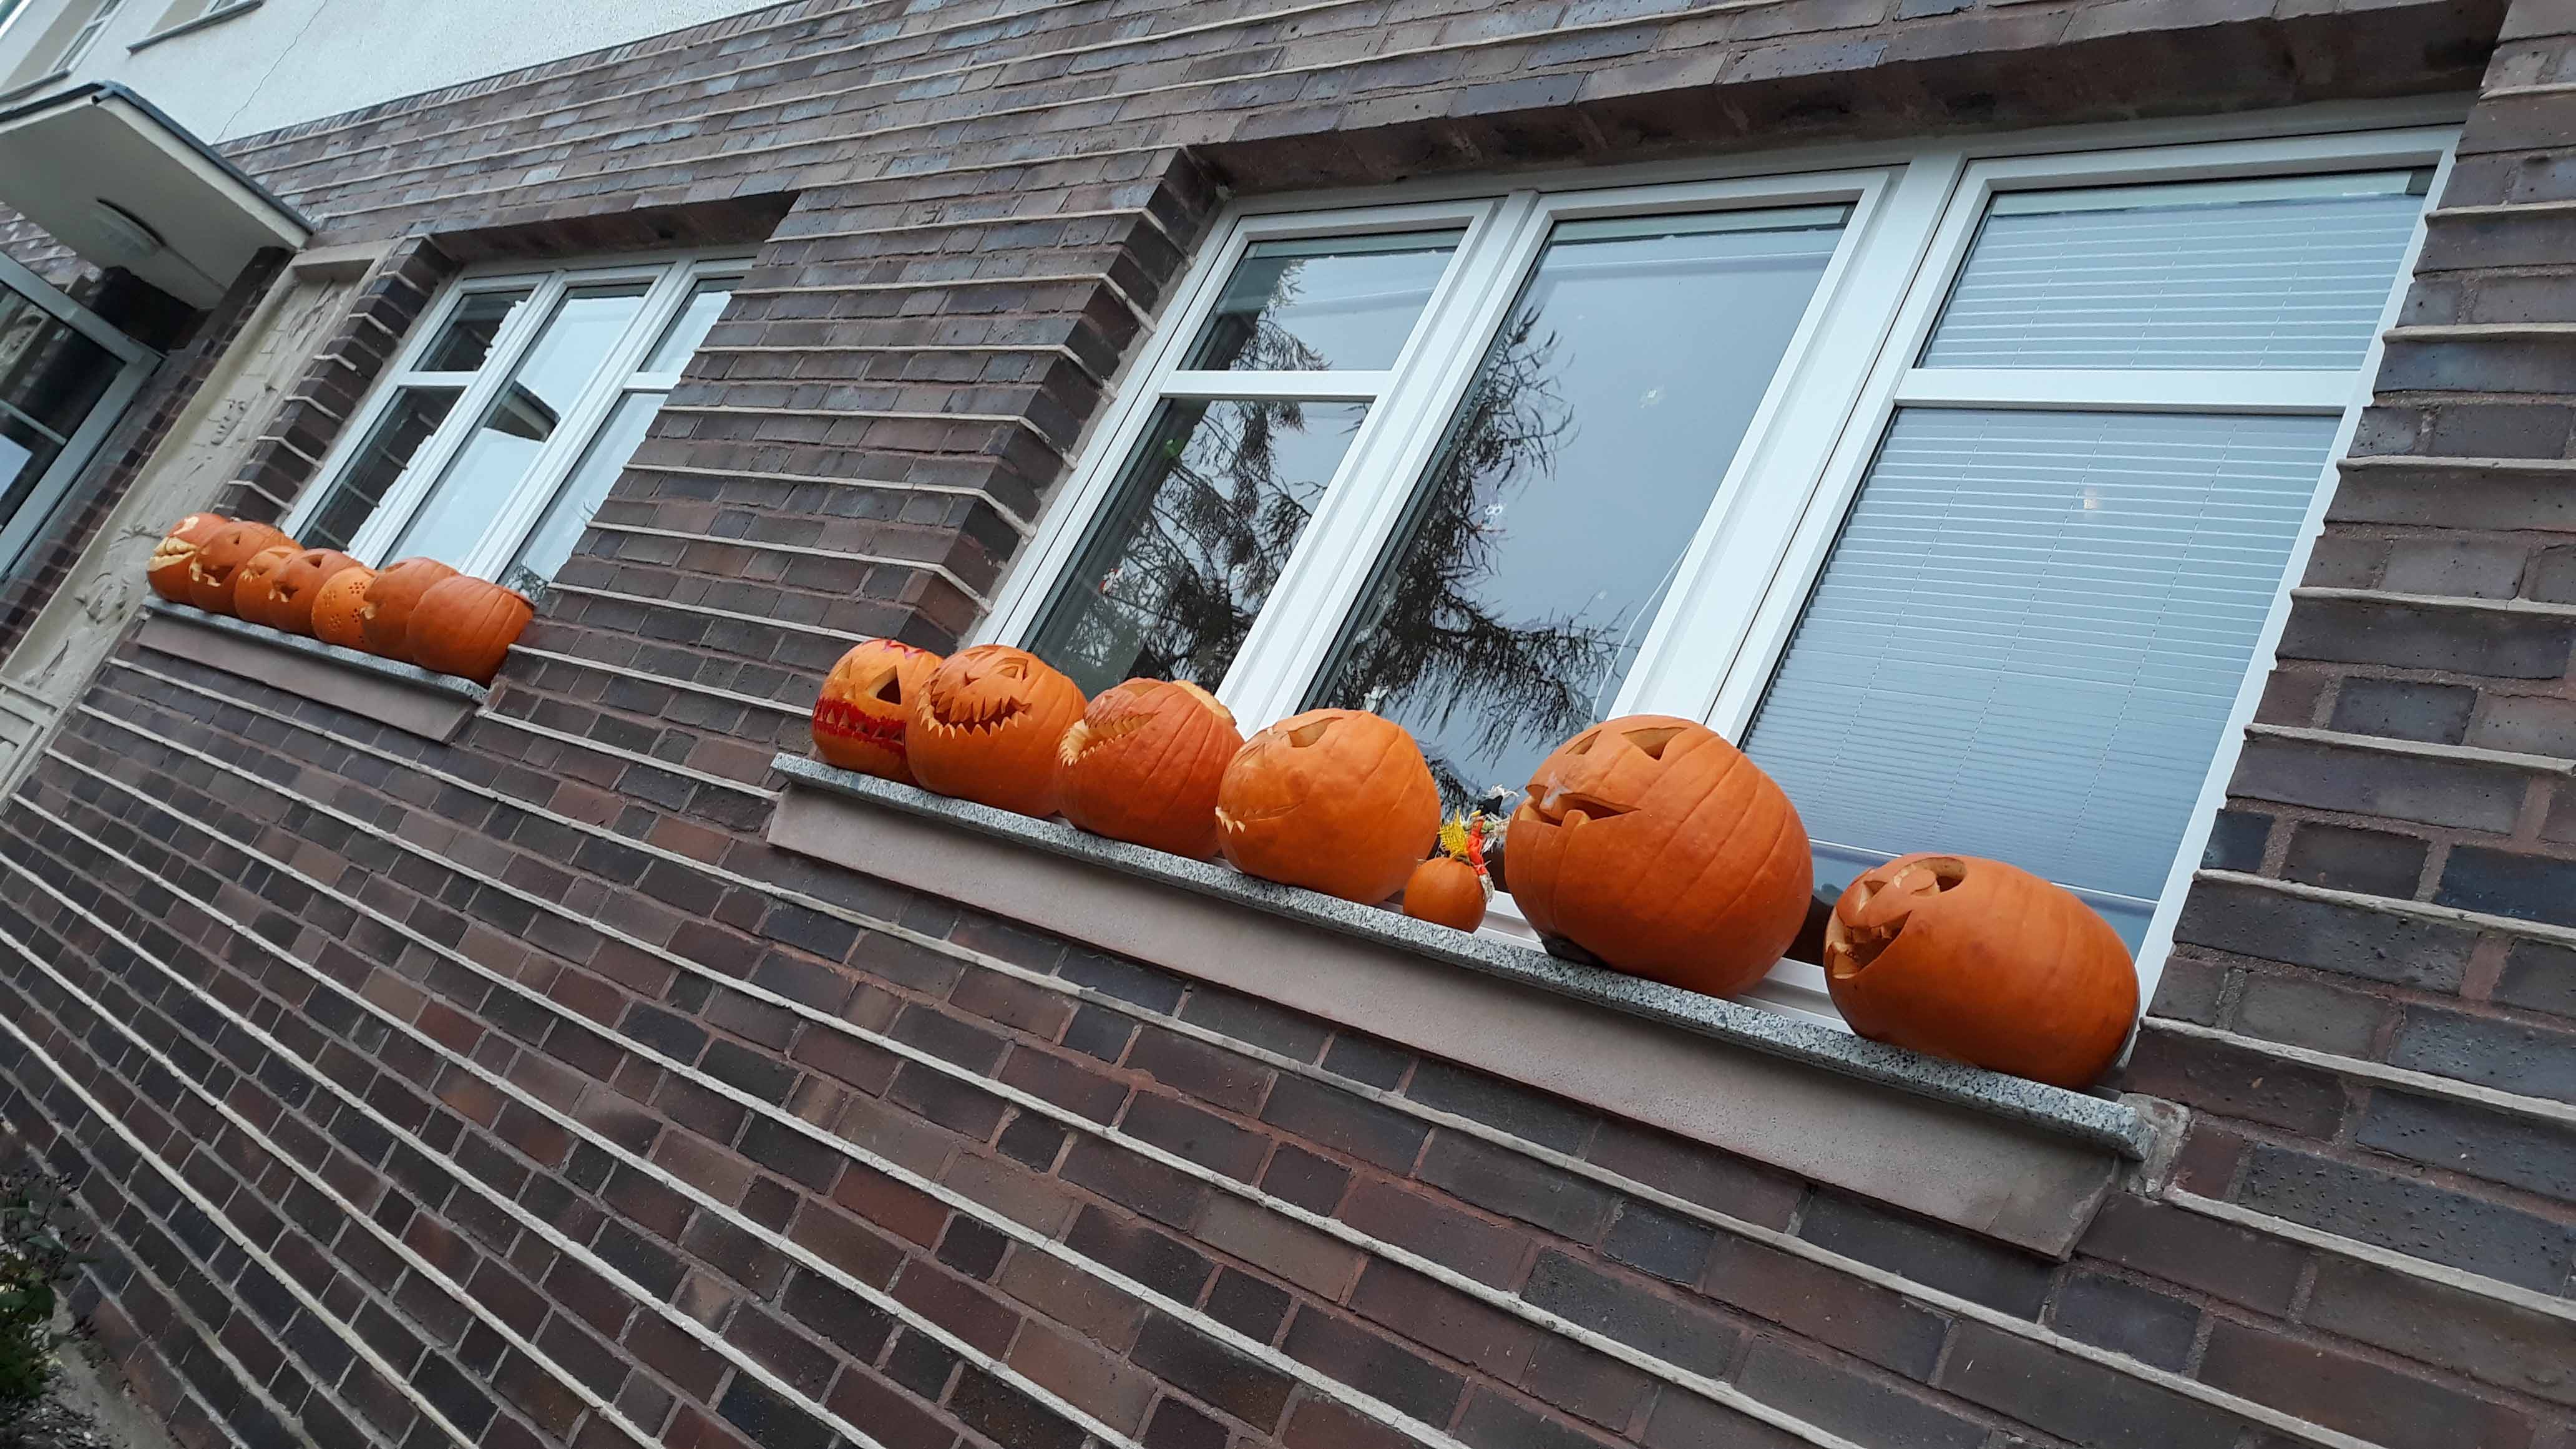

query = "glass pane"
0;411;65;530
1743;409;2340;948
644;281;734;373
1181;232;1461;372
418;289;534;373
299;388;462;552
1923;172;2426;371
505;391;662;590
1310;207;1848;804
1027;398;1369;697
389;284;649;565
0;288;118;438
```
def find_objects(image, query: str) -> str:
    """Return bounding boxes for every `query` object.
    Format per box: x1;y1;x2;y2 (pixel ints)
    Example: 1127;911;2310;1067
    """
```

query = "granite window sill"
129;2;263;52
769;754;2157;1256
137;600;485;742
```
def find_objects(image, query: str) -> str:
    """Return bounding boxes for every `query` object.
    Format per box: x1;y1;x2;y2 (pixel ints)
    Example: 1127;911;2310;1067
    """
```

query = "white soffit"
0;83;311;308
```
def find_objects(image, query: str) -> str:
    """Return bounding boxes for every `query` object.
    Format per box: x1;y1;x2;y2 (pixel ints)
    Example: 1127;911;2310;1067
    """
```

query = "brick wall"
1;1;2572;1448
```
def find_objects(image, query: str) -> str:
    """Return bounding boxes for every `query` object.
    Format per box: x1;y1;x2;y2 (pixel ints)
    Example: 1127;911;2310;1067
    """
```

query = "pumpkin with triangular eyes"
186;521;292;615
813;638;944;783
1057;678;1243;859
909;645;1087;817
232;545;301;627
266;549;366;635
1506;715;1811;998
147;513;229;602
1216;708;1440;904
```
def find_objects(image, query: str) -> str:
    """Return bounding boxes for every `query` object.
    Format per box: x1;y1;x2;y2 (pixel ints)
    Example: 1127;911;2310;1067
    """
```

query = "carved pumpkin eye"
872;673;902;703
995;658;1027;679
1286;718;1335;748
1565;729;1599;756
1621;724;1684;758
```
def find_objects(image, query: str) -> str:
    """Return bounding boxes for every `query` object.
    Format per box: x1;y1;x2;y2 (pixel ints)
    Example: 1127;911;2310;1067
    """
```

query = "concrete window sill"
769;754;2155;1256
137;600;485;743
128;2;264;52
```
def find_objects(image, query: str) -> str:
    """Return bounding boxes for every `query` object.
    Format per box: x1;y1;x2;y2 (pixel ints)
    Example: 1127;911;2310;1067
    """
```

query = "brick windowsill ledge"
769;754;2157;1255
137;599;487;742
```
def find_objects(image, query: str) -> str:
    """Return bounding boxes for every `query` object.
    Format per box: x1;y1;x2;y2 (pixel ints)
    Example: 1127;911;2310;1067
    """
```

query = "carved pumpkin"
406;575;534;685
908;645;1088;817
266;549;366;636
812;638;944;782
1824;854;2138;1089
308;565;376;651
185;522;291;615
147;514;228;602
1056;679;1243;858
1403;856;1486;932
1216;709;1440;904
232;545;300;627
1507;716;1812;998
359;558;459;660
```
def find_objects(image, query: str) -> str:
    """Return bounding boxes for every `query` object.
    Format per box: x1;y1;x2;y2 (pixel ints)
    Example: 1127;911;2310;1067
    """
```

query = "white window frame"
54;0;122;69
285;251;746;583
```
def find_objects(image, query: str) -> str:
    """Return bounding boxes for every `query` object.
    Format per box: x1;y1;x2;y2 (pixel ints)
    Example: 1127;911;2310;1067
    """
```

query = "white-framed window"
55;0;124;69
984;122;2454;1023
286;255;741;593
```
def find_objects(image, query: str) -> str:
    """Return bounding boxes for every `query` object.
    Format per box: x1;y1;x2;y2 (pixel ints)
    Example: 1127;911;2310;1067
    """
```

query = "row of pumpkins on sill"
147;513;534;686
816;639;2141;1090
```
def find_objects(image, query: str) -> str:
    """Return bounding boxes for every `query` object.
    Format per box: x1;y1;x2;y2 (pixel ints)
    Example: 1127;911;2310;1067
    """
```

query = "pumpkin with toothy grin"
1215;708;1441;904
907;644;1087;818
1056;678;1242;859
813;637;943;783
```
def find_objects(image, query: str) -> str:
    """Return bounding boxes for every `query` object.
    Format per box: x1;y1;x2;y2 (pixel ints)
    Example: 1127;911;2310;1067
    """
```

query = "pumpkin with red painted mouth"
1506;715;1811;998
908;645;1086;817
813;638;943;783
1216;709;1440;904
1056;678;1242;859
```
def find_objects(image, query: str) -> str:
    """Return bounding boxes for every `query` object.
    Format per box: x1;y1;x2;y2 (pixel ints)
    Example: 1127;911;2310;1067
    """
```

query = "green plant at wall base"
0;1169;84;1423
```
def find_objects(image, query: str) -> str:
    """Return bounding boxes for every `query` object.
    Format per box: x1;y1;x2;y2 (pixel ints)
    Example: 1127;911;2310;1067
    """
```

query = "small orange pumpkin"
359;558;459;660
1507;716;1811;999
147;514;228;602
1216;709;1440;905
186;522;291;615
308;565;376;650
265;549;366;635
908;645;1088;817
1056;679;1243;859
1824;854;2138;1089
406;575;533;685
812;638;944;783
1403;856;1486;932
232;545;300;627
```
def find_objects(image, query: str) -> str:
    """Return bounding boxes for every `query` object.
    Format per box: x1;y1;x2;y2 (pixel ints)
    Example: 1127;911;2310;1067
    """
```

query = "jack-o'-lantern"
812;638;944;782
1507;716;1811;998
359;558;458;660
266;549;365;635
1056;679;1243;858
185;522;291;615
308;565;376;650
908;645;1087;817
147;514;228;602
1216;709;1440;904
406;575;534;685
1824;854;2137;1089
232;545;300;627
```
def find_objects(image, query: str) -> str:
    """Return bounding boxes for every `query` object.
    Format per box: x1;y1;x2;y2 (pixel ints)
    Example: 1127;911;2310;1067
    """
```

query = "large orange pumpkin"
147;514;228;602
232;545;300;627
812;638;944;783
308;565;376;650
1824;854;2138;1089
406;575;533;685
359;558;459;660
908;645;1087;817
1056;678;1243;859
266;549;366;635
1403;856;1486;932
1507;716;1812;998
185;522;291;615
1216;709;1440;904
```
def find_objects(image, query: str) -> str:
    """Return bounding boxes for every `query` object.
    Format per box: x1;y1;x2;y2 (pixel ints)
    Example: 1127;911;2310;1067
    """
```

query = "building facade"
0;1;2572;1448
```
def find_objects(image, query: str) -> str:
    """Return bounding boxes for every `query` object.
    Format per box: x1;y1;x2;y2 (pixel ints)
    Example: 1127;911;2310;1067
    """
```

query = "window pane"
1922;172;2426;371
644;281;733;373
418;289;533;373
1310;208;1847;803
298;387;462;553
1742;409;2339;947
504;391;661;591
389;283;648;565
1028;398;1368;697
1181;232;1461;372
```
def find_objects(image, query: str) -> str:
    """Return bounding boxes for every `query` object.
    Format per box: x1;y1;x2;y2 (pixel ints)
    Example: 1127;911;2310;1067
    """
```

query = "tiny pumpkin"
1403;856;1486;932
812;638;944;782
232;545;300;627
405;574;534;685
1823;854;2138;1090
1216;709;1440;905
907;645;1088;817
1056;678;1243;859
359;557;459;660
265;549;366;635
147;513;229;602
185;521;291;615
1507;716;1812;999
308;565;376;650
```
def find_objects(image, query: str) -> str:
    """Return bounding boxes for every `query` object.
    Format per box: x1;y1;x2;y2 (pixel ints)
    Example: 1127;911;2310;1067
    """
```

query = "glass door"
0;255;158;582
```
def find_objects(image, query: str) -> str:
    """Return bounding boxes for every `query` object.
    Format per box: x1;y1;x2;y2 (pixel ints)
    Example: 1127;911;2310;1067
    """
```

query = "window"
288;258;739;592
135;0;256;43
990;127;2447;1020
54;0;120;68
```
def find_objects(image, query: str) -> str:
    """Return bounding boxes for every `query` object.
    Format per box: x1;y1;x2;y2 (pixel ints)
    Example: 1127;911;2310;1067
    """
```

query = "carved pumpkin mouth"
1529;788;1634;826
1214;800;1300;834
151;539;197;568
1057;710;1152;768
814;698;908;750
1823;855;1965;980
922;695;1029;734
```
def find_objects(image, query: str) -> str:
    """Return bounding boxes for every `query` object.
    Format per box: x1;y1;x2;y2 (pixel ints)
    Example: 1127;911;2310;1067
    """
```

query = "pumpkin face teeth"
1530;788;1632;826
